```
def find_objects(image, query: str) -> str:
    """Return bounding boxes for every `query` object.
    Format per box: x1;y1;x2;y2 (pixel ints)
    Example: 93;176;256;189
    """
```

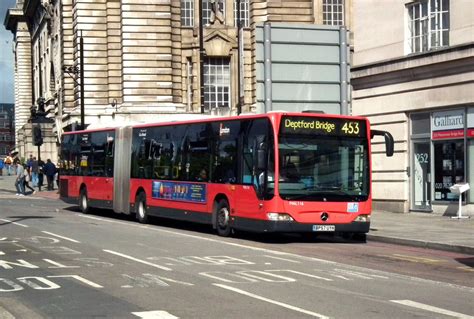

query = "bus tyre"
216;199;232;237
79;188;89;214
136;192;148;224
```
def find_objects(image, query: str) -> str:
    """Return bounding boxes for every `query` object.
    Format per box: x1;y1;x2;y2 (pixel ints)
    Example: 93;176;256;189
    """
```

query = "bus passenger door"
234;137;268;220
233;184;263;219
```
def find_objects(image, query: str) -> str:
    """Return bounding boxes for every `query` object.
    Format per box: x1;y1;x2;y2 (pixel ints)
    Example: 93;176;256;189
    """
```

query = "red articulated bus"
59;112;393;239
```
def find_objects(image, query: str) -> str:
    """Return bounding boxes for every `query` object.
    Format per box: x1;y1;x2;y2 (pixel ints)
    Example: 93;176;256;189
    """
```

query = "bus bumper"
233;218;370;233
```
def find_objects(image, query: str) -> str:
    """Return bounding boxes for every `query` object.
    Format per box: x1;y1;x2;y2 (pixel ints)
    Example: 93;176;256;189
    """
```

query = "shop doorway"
412;141;431;211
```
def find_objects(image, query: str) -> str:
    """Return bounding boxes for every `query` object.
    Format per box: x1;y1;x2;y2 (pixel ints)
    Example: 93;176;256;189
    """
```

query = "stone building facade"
0;103;15;157
352;0;474;214
5;0;351;161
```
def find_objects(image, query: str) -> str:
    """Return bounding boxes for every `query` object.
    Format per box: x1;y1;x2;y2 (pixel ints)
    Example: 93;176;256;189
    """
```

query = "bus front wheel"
79;188;89;214
216;199;232;237
136;192;148;224
342;232;367;243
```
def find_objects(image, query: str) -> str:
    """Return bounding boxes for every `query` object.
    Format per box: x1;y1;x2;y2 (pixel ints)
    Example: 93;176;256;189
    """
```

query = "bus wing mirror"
371;130;394;157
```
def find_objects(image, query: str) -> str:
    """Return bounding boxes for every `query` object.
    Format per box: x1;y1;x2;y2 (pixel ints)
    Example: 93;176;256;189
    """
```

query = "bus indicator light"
354;215;370;222
267;213;294;221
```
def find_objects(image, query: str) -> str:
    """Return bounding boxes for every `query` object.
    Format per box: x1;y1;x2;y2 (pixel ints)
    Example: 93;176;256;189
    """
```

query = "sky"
0;0;16;104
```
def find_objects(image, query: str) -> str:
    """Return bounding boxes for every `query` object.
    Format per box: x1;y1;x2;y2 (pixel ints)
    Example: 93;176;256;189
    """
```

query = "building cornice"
352;43;474;90
353;42;474;72
4;8;24;33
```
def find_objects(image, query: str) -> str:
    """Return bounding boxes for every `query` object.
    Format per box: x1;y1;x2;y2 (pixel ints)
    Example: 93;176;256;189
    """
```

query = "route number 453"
341;122;360;135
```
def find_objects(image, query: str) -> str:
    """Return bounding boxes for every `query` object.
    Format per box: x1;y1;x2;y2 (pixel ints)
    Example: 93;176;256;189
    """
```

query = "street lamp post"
236;0;242;115
79;31;85;129
199;0;205;114
62;31;85;130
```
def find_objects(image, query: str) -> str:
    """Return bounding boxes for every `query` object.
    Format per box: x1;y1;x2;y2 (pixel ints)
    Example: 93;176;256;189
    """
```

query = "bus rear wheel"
216;199;232;237
79;188;89;214
136;192;148;224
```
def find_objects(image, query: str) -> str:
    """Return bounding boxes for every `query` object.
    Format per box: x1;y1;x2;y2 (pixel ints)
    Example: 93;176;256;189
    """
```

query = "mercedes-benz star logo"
321;212;329;221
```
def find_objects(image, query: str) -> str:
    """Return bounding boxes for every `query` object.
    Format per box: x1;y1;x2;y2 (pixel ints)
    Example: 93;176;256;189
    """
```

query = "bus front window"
278;136;369;202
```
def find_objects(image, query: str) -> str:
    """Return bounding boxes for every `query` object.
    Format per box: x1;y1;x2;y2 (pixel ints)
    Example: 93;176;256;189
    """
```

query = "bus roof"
63;112;369;135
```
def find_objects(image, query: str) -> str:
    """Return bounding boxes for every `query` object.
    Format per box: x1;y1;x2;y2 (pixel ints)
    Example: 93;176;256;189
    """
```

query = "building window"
434;141;464;201
203;0;225;26
204;57;230;111
468;139;474;203
323;0;344;26
468;108;474;203
407;0;449;53
181;0;194;27
0;146;9;155
186;57;193;112
234;0;249;28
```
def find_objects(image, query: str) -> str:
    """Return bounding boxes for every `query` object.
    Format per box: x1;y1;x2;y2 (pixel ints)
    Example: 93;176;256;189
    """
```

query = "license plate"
313;225;335;232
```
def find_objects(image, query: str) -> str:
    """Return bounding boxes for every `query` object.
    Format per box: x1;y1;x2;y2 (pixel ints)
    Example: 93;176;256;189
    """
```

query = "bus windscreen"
277;116;369;202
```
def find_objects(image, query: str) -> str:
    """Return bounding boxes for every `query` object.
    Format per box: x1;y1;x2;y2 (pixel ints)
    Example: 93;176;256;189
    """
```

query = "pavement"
0;174;472;255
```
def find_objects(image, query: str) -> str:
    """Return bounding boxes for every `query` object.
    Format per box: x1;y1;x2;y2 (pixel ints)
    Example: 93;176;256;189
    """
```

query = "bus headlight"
267;213;294;222
354;214;370;222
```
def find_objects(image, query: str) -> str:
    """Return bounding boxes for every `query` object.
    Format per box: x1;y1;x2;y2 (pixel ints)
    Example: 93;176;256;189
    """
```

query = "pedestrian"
0;157;4;176
43;159;57;191
31;156;39;187
14;159;25;196
27;154;33;169
23;166;35;194
38;159;45;189
4;154;12;175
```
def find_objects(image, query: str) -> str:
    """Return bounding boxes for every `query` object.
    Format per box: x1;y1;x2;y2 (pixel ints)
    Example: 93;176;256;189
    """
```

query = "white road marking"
43;259;80;269
48;275;103;288
200;271;259;283
41;231;81;243
0;218;28;227
132;310;179;318
79;215;334;264
103;250;172;271
76;215;474;292
214;284;330;318
269;270;333;282
391;300;474;319
264;255;301;263
236;270;296;282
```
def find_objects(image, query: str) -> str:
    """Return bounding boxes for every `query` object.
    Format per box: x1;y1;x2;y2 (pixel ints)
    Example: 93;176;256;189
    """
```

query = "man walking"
4;154;12;175
14;159;25;196
43;159;57;191
31;157;39;187
27;154;33;168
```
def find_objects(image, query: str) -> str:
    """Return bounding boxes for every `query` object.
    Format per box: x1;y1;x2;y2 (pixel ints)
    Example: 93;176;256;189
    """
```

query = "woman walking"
23;166;36;195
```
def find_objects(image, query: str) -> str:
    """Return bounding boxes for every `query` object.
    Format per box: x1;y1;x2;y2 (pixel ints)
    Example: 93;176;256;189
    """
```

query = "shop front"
410;108;473;213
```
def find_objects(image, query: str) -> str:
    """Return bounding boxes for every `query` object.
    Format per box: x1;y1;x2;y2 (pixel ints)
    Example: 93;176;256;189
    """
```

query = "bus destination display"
280;116;367;137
